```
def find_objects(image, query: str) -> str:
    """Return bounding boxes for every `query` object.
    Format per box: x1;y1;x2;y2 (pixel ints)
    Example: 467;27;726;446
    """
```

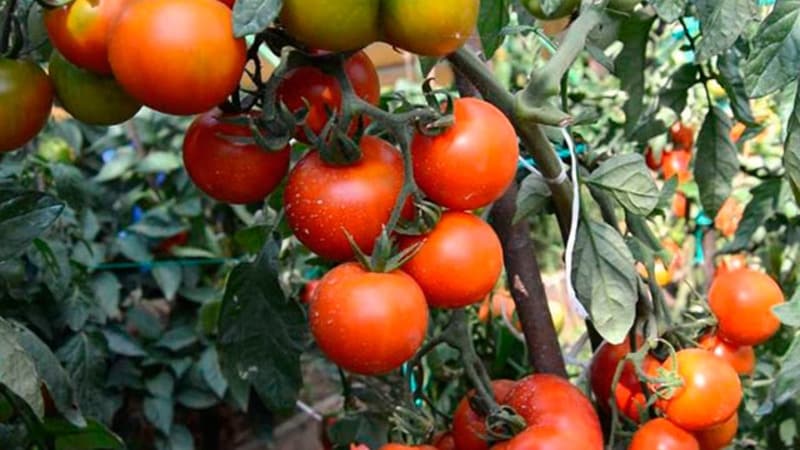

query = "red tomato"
672;192;688;218
671;121;695;150
301;280;321;304
277;51;380;142
697;333;755;376
108;0;246;115
432;432;456;450
654;349;742;431
154;230;189;254
284;136;408;261
218;0;234;6
501;374;603;450
589;337;660;422
629;418;700;450
182;111;290;204
0;59;53;152
644;146;661;171
714;197;743;238
708;268;785;346
452;379;516;450
310;262;428;375
662;150;692;183
693;413;738;450
412;98;519;210
44;0;129;74
399;211;503;308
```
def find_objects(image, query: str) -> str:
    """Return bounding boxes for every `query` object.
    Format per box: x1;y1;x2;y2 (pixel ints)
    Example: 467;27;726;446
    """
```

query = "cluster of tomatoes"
590;266;785;450
645;121;695;219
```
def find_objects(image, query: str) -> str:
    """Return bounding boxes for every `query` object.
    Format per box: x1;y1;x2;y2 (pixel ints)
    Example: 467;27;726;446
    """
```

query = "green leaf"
785;80;800;203
616;14;656;136
91;272;121;321
144;396;173;435
770;332;800;408
116;233;152;262
102;327;147;357
717;50;758;127
0;318;44;417
232;0;282;37
652;176;679;217
129;215;186;239
136;151;182;174
723;179;784;253
745;0;800;97
514;173;551;223
328;412;391;449
217;242;307;412
774;289;800;327
694;107;739;217
694;0;756;61
43;418;125;450
176;388;218;409
199;348;227;398
649;0;686;22
659;64;699;115
153;265;183;301
477;0;510;59
586;154;659;215
93;147;137;182
234;226;269;254
56;333;117;424
166;425;194;450
571;220;637;344
156;326;197;352
0;190;64;261
146;372;175;399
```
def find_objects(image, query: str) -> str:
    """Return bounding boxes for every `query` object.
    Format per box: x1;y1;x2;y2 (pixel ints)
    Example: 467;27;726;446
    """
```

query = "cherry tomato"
655;349;742;431
108;0;246;115
715;254;747;277
154;231;189;254
697;333;755;376
478;289;518;328
644;146;661;171
693;413;738;450
0;59;53;152
589;337;659;423
280;0;380;52
382;0;479;56
310;262;428;375
714;197;743;238
671;121;695;150
629;418;700;450
522;0;579;19
432;432;456;450
284;136;407;261
301;280;321;304
412;98;518;210
183;111;290;204
399;211;503;308
662;150;692;183
708;268;785;346
452;380;516;450
44;0;128;74
48;51;141;126
672;192;688;218
277;51;380;142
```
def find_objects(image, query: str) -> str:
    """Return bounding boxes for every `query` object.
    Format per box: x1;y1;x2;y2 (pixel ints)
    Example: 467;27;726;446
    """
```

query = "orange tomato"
663;150;692;183
672;192;688;218
714;197;743;238
693;413;738;450
697;333;755;376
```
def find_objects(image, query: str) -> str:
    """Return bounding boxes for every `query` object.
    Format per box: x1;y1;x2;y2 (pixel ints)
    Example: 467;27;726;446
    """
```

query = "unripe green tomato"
37;136;76;163
280;0;380;52
523;0;579;20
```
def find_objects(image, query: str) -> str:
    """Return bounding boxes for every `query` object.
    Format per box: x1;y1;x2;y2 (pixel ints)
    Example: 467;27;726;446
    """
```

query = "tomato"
671;121;695;150
708;268;785;346
399;211;503;308
714;197;743;238
452;380;516;450
183;111;290;204
522;0;579;20
301;280;321;304
154;231;189;254
37;136;76;163
277;51;380;142
589;337;659;423
715;254;747;277
478;289;517;326
654;349;742;431
48;51;141;126
379;445;438;450
697;333;755;376
662;150;692;183
310;262;428;375
502;374;603;450
629;418;700;450
218;0;234;6
432;432;456;450
108;0;246;115
44;0;128;74
0;59;53;153
382;0;478;56
693;413;738;450
672;191;688;218
654;259;672;286
284;136;407;261
280;0;380;52
412;98;518;210
644;146;661;171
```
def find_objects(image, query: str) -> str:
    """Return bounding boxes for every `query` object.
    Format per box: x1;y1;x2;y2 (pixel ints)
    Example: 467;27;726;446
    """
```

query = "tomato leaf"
659;64;699;115
477;0;510;59
722;178;785;253
571;220;637;344
232;0;283;37
616;14;656;136
649;0;686;22
784;81;800;203
773;288;800;327
328;412;391;449
586;154;659;215
0;190;64;261
745;0;800;97
153;265;183;301
717;49;758;127
144;395;173;435
763;332;800;412
56;333;118;424
43;418;125;450
0;318;44;418
694;107;739;217
217;241;307;412
514;173;551;223
694;0;756;62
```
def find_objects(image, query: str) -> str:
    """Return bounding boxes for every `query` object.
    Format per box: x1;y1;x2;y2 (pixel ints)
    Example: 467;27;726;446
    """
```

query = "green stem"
444;309;499;413
0;0;18;55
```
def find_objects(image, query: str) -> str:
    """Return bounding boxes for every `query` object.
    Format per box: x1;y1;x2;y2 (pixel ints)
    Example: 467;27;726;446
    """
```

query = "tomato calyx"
344;228;421;273
482;405;527;442
388;405;436;446
395;199;442;236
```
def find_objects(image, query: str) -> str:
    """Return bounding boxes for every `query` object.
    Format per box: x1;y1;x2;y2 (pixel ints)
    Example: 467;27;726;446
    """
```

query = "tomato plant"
0;58;53;152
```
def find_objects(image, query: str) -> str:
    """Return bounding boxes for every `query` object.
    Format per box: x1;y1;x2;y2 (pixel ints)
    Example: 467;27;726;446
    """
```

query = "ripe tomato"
502;374;603;450
155;230;189;254
108;0;246;115
309;262;428;375
697;333;755;376
715;254;747;277
714;197;743;238
382;0;478;56
693;413;738;450
399;211;503;308
629;418;700;450
0;59;53;153
183;111;290;204
655;349;742;431
522;0;579;20
644;146;661;171
452;380;516;450
589;337;659;423
412;98;518;210
672;191;688;218
671;121;695;150
48;51;141;126
478;289;517;326
284;136;407;261
277;51;380;142
44;0;128;74
432;432;456;450
280;0;380;52
708;268;785;346
301;280;321;304
662;150;692;183
217;0;234;6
